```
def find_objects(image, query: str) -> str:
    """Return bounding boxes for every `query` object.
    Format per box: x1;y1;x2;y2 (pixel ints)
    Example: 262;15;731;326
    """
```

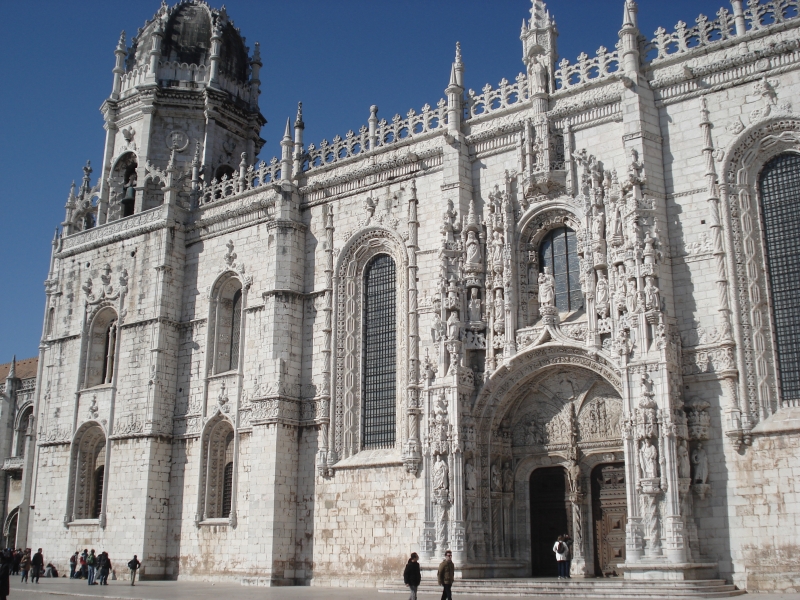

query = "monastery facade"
6;0;800;592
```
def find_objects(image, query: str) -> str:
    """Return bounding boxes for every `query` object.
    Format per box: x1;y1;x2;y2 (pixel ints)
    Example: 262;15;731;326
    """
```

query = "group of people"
69;550;141;586
69;549;113;584
402;533;575;599
13;548;47;583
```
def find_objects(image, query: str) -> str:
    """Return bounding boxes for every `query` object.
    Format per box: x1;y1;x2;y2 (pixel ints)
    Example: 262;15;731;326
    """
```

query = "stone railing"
157;61;208;84
119;64;150;94
1;457;23;472
303;100;448;173
646;0;800;64
465;73;529;120
200;158;282;205
554;46;621;90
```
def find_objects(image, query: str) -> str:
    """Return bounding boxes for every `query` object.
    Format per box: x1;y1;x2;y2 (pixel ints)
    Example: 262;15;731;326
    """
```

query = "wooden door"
591;463;627;577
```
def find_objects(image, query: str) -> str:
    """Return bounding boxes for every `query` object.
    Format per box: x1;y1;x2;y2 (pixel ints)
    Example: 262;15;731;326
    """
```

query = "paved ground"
7;578;800;600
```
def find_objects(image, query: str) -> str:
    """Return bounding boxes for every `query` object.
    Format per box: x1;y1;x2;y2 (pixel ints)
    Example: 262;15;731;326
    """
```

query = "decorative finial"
455;41;462;65
192;141;201;167
295;101;304;129
283;117;292;140
8;356;16;380
116;31;126;52
252;41;261;63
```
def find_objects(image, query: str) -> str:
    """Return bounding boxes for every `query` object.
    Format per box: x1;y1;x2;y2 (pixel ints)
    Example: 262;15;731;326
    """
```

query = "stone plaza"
1;0;800;593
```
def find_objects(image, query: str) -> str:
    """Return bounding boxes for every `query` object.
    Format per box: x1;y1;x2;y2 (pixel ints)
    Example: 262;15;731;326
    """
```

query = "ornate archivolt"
720;112;800;426
331;226;409;461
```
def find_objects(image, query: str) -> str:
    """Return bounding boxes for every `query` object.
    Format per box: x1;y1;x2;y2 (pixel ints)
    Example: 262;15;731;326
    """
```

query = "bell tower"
96;0;265;224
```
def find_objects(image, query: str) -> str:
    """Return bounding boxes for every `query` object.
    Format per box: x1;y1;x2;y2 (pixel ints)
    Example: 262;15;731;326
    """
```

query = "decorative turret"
293;102;304;178
619;1;640;77
445;43;464;137
92;0;266;226
521;0;558;94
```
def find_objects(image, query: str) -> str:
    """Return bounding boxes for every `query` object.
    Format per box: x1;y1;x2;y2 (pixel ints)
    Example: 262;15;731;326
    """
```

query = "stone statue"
678;440;691;479
530;55;548;94
465;230;482;268
628;217;641;246
611;205;623;240
526;418;543;445
446;312;460;341
644;276;661;312
434;454;449;491
692;442;709;484
432;312;444;343
491;231;505;272
465;460;477;491
468;288;482;322
639;438;659;479
441;199;458;243
491;463;501;492
596;271;609;316
502;462;514;493
592;209;605;240
538;267;555;307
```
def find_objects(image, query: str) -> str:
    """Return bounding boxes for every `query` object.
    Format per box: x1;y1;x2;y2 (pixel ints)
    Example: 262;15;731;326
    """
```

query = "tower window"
759;153;800;404
539;227;583;312
362;254;397;450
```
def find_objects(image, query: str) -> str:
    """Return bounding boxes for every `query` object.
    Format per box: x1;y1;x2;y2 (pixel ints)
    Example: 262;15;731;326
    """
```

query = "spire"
8;356;16;380
116;31;126;54
530;0;552;29
622;0;638;29
295;102;304;129
283;117;292;141
453;42;464;88
281;117;293;182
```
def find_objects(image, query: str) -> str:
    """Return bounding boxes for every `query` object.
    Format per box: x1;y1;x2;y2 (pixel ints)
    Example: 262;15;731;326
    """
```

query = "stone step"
378;578;746;598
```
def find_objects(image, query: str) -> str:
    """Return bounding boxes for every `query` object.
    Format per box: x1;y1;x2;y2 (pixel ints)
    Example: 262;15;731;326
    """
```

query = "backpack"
556;541;566;554
87;555;96;566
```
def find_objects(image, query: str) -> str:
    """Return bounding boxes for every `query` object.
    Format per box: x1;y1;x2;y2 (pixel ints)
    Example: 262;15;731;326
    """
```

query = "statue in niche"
445;278;459;310
468;288;482;323
628;217;642;247
432;312;445;343
610;205;623;240
691;443;709;485
538;267;556;307
644;276;661;312
502;462;514;493
635;289;647;314
596;271;610;317
639;438;659;479
447;312;460;341
567;460;581;494
491;463;501;492
465;460;477;491
441;199;458;243
525;417;543;445
491;231;505;272
434;454;449;491
626;280;638;314
615;271;627;313
628;148;645;183
530;55;548;95
465;230;482;269
592;209;606;240
678;440;691;479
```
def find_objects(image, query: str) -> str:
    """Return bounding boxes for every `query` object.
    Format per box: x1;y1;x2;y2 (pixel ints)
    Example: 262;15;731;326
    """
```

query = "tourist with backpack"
69;552;78;578
403;552;422;600
553;535;569;579
127;555;140;586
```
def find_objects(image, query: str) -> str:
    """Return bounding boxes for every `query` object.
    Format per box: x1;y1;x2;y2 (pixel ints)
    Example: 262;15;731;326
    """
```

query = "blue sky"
0;0;735;361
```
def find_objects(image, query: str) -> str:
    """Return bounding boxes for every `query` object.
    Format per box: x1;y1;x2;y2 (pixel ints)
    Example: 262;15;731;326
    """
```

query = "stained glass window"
759;153;800;404
539;227;583;312
362;254;397;449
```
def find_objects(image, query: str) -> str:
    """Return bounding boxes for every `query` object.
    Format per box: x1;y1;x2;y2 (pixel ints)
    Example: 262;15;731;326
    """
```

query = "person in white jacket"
553;535;569;579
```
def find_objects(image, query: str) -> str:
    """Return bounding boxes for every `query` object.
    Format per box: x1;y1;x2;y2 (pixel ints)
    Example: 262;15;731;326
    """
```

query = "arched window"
84;308;118;388
68;424;106;522
46;307;55;338
362;254;397;450
759;153;800;404
198;419;235;521
14;406;32;457
209;278;243;374
539;227;583;312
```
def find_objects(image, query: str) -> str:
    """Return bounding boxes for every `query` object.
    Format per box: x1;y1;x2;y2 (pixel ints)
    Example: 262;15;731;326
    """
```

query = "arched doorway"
591;462;627;577
529;466;569;577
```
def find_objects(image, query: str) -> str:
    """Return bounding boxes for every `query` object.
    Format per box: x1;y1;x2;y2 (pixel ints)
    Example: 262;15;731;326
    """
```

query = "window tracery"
84;308;118;388
758;152;800;405
197;417;235;521
538;226;583;312
67;424;107;523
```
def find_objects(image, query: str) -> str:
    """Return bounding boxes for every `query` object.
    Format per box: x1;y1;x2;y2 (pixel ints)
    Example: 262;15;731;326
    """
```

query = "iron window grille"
222;461;234;517
362;254;397;450
759;153;800;405
92;466;104;519
539;226;583;312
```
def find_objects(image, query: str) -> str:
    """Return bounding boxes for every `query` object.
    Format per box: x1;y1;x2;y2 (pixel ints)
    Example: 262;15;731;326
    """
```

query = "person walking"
403;552;422;600
127;555;140;586
11;550;21;576
437;550;454;600
19;549;30;583
87;549;97;585
553;535;569;580
98;552;111;585
31;548;44;584
69;552;78;579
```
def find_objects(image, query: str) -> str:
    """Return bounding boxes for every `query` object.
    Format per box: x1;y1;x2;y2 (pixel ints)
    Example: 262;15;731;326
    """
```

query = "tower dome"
126;0;250;85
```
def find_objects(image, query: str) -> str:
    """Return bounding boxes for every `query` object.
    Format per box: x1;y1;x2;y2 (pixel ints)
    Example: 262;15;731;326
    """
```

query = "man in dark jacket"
437;551;454;600
128;555;141;586
403;552;422;600
30;549;44;584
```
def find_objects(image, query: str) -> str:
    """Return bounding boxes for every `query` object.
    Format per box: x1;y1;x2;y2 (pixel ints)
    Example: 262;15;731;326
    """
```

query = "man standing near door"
553;536;569;579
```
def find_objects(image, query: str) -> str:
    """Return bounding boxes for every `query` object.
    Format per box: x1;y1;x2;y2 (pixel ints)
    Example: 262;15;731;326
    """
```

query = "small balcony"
1;456;24;473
